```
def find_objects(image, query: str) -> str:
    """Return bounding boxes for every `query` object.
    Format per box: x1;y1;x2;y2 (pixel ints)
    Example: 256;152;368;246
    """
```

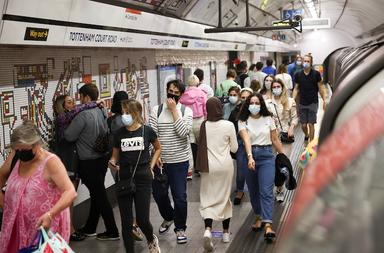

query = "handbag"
93;108;109;153
273;104;295;143
115;126;144;197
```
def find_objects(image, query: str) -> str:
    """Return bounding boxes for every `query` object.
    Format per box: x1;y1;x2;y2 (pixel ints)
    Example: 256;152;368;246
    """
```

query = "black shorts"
299;103;318;124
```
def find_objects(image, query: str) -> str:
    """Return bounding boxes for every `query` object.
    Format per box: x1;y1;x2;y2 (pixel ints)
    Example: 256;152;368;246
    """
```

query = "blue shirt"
262;66;276;76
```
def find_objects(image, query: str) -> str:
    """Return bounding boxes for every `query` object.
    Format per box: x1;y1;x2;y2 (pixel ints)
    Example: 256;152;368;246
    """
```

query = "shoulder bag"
273;104;295;143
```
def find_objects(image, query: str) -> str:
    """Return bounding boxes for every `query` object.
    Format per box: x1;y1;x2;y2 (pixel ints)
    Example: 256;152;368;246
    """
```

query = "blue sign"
282;9;303;20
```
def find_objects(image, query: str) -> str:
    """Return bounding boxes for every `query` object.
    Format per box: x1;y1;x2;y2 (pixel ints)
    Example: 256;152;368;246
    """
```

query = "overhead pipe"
245;0;250;27
218;0;222;28
205;21;301;33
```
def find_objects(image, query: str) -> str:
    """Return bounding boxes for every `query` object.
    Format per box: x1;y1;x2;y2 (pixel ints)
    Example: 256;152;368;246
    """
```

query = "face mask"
167;93;180;104
272;88;282;96
249;104;261;115
121;114;134;126
17;149;35;162
303;63;310;69
296;61;302;65
228;96;238;104
264;80;272;90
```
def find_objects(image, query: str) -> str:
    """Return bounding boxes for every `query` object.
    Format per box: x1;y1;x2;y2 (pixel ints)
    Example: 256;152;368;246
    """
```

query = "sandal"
132;225;144;241
251;216;264;231
234;191;245;205
264;223;276;243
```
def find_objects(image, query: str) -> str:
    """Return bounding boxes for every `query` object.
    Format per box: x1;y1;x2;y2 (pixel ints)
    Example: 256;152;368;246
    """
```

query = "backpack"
157;103;186;118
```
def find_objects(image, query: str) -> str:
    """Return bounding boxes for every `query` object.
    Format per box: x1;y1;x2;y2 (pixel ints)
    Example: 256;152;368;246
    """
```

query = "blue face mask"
249;104;261;115
303;63;310;69
121;114;134;126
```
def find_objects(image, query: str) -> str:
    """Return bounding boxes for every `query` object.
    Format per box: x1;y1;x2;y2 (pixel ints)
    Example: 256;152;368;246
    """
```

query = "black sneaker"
70;231;86;241
96;232;120;241
77;227;97;237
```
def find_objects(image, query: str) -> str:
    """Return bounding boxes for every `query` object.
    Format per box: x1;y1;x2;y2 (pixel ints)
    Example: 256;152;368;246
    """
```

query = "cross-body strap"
273;103;283;130
130;126;145;180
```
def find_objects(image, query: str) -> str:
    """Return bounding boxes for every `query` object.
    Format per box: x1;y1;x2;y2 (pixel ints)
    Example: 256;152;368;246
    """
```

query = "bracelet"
46;212;53;221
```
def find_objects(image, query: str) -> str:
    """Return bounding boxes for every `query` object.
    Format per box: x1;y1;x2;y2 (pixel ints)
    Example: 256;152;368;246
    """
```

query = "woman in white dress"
196;97;238;252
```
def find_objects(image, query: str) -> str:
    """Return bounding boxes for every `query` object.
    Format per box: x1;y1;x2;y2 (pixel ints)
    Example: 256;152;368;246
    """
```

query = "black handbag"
115;127;144;197
273;104;295;143
93;108;110;153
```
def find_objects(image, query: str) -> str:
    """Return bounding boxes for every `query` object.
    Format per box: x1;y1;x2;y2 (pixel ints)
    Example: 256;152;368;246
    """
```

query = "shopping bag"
18;230;43;253
37;227;75;253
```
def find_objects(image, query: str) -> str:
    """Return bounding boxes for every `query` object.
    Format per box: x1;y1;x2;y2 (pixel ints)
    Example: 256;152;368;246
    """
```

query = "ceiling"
93;0;384;44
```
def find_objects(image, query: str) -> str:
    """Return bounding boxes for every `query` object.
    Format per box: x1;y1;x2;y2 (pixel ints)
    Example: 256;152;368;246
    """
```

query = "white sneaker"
275;189;285;202
222;232;230;243
148;234;161;253
203;229;214;252
176;230;187;244
159;220;173;234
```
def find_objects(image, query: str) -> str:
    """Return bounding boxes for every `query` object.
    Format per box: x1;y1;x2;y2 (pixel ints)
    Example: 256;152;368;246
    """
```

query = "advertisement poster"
99;64;111;98
157;65;177;104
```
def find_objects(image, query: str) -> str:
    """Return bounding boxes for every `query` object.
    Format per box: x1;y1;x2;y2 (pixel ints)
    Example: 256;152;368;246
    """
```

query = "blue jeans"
245;145;275;223
152;161;189;231
236;140;247;192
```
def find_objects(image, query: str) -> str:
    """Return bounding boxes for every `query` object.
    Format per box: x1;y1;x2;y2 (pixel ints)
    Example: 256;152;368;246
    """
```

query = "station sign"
24;27;49;41
302;18;331;29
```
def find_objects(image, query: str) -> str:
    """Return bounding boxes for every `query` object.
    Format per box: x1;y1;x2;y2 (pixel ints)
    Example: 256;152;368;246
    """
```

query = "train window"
333;69;384;129
281;137;384;253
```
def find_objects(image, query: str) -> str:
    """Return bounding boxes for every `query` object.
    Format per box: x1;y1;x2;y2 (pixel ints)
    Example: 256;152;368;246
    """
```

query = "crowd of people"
0;54;327;253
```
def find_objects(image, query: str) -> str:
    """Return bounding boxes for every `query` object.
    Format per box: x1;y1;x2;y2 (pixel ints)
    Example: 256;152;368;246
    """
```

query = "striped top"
149;103;193;163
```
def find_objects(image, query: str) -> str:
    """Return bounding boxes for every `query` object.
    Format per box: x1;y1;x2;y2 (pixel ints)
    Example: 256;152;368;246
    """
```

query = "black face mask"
167;93;180;104
16;149;35;162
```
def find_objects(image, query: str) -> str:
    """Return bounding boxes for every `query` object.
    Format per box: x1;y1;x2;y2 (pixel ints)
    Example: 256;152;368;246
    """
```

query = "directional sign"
282;9;303;20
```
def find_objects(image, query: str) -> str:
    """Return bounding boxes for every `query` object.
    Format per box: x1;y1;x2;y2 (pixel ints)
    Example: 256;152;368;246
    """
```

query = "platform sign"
302;18;331;29
282;9;303;20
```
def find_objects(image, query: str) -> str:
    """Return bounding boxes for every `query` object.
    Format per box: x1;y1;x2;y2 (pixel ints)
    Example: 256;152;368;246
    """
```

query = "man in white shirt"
244;62;267;89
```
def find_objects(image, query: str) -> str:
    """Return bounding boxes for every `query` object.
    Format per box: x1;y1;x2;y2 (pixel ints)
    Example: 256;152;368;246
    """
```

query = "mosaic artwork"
0;53;151;163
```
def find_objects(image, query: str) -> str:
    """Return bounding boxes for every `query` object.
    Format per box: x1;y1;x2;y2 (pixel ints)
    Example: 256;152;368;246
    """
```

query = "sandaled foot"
251;217;264;231
234;191;245;205
264;223;276;243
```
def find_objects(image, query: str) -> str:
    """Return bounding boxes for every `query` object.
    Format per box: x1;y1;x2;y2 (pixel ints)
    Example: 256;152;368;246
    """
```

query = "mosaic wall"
0;47;155;162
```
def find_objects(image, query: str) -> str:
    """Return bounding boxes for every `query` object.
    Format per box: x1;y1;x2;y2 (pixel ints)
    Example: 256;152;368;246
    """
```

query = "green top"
215;79;239;97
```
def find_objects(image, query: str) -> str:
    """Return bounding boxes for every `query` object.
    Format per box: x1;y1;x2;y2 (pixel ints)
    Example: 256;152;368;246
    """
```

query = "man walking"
293;55;327;142
149;80;193;244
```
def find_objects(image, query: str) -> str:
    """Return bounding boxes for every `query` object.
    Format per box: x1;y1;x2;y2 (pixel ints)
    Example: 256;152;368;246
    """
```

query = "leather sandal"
264;223;276;243
251;216;264;231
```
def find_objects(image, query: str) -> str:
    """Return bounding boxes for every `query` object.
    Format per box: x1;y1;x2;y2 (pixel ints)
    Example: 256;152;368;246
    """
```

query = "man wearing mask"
149;80;193;244
293;55;327;142
288;55;303;84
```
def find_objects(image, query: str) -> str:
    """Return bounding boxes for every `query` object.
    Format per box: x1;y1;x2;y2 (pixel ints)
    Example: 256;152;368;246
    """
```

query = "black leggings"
204;218;231;230
117;170;154;253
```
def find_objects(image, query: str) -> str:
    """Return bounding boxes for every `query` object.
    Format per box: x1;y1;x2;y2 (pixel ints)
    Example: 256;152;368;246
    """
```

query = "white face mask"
228;96;238;104
249;104;260;115
121;114;133;126
303;63;310;69
264;80;272;90
296;61;302;65
272;88;282;96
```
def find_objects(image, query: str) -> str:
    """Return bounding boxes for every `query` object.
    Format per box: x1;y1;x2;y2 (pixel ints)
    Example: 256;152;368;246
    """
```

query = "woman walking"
109;99;161;253
197;97;238;252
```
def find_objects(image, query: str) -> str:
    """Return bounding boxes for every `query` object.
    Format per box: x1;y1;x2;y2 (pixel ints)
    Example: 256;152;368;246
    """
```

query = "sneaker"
275;189;285;202
70;231;86;241
222;232;230;243
132;225;144;241
187;171;193;181
176;230;187;244
148;234;161;253
77;227;97;237
96;231;120;241
159;220;173;234
203;229;214;251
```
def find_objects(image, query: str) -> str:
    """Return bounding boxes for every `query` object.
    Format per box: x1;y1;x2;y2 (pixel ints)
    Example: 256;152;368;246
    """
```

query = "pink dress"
0;152;70;253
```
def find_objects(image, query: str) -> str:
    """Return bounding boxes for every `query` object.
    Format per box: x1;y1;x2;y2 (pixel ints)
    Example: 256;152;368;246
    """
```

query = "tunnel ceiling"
93;0;384;43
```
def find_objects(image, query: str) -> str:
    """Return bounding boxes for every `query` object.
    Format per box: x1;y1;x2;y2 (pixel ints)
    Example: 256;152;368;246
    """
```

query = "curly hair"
238;93;272;122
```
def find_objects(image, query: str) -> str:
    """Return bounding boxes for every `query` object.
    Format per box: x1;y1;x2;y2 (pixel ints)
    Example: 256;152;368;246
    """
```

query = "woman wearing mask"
0;121;77;252
267;80;298;202
238;93;284;242
228;87;253;205
196;97;238;251
275;64;293;96
223;86;241;120
52;94;97;241
260;75;276;99
109;99;161;253
108;91;144;241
